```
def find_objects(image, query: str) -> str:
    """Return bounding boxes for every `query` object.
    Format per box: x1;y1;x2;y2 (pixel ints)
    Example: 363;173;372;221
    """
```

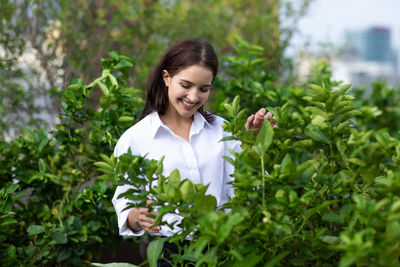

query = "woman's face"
162;64;213;120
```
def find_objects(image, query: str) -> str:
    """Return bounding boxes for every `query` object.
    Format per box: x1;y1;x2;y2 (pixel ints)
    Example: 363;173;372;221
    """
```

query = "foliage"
0;183;24;265
92;263;138;267
0;52;143;266
352;79;400;137
1;0;312;138
1;39;400;266
99;57;400;266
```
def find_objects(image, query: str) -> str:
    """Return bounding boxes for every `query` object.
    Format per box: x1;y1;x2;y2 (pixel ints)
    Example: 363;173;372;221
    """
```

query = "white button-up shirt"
112;111;241;237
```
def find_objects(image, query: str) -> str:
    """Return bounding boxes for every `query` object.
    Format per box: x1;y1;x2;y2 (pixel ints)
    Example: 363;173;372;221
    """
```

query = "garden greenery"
1;39;400;266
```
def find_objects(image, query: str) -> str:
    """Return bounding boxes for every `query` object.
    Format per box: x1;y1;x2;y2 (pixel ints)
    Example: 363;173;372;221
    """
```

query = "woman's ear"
162;70;170;87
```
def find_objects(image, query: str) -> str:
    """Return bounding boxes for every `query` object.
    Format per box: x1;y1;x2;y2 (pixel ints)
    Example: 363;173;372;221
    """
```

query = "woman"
112;37;271;264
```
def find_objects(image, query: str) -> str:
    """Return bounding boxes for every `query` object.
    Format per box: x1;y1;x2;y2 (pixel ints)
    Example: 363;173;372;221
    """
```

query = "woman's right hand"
127;200;161;233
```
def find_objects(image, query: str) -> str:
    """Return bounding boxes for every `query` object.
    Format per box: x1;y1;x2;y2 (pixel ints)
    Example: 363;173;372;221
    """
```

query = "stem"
261;155;265;210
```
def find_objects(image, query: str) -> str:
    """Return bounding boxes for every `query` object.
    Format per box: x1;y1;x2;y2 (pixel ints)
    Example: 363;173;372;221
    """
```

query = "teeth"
182;100;195;107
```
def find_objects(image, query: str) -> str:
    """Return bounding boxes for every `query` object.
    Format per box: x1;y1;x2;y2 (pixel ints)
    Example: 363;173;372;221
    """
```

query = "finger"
266;118;278;128
148;224;161;231
148;210;158;217
146;211;158;220
138;213;155;224
255;108;266;119
253;117;259;128
265;111;273;118
137;207;149;215
146;199;155;207
142;223;161;233
245;114;255;130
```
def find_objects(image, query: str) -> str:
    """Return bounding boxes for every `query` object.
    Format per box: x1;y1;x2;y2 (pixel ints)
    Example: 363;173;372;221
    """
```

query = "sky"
292;0;400;52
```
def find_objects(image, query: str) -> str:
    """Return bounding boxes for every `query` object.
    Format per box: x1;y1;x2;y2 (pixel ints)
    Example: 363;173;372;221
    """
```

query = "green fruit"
180;179;195;203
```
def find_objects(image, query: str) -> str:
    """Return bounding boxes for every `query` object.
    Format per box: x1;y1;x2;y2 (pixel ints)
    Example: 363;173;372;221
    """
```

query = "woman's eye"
181;84;190;89
200;88;210;93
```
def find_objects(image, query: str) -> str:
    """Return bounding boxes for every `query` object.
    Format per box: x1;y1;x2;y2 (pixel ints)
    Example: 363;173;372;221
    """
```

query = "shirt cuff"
118;208;145;237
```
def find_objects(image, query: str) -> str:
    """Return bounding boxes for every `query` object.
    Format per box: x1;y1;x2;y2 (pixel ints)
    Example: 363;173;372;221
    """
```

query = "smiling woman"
161;65;213;141
111;37;271;266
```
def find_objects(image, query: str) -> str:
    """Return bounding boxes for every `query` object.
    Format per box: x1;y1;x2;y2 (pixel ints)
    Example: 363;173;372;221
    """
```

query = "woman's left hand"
245;108;277;135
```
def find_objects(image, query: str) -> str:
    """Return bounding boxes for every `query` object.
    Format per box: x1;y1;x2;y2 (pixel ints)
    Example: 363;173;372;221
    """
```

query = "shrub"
1;40;400;266
102;57;400;266
0;52;143;266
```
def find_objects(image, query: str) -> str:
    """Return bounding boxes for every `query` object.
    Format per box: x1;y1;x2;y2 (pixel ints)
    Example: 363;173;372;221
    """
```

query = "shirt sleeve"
112;136;145;237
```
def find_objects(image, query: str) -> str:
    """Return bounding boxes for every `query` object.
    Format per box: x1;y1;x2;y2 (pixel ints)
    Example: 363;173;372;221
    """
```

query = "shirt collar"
149;111;211;140
149;112;164;139
191;111;211;136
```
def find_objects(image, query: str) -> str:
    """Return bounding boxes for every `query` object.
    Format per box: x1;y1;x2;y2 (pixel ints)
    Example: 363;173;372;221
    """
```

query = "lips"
181;99;197;109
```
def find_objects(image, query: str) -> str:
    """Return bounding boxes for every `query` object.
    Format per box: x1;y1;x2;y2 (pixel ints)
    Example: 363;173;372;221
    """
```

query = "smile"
182;100;196;108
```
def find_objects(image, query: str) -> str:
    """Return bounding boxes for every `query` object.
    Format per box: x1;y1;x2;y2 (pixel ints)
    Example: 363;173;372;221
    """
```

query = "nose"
187;88;200;102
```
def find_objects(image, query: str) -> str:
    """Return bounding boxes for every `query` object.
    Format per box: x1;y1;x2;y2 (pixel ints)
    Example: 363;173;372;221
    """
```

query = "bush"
1;40;400;266
101;54;400;265
0;52;143;266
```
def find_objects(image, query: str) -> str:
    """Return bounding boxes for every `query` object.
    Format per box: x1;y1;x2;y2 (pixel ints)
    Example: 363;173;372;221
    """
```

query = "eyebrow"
179;79;211;87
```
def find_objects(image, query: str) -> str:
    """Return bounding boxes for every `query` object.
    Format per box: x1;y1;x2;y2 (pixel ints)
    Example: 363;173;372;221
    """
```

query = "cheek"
201;92;210;103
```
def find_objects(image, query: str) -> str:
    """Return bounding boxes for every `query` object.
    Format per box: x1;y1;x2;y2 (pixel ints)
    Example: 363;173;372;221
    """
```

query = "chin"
179;110;197;118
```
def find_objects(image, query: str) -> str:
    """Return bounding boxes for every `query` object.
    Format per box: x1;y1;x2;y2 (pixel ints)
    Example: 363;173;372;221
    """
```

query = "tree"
1;0;313;138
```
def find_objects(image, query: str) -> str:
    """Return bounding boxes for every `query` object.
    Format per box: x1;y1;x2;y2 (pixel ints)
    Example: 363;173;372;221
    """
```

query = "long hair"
140;37;218;123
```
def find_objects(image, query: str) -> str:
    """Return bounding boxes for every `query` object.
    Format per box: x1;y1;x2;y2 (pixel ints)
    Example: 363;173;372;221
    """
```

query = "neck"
159;110;194;142
160;113;193;128
160;106;194;127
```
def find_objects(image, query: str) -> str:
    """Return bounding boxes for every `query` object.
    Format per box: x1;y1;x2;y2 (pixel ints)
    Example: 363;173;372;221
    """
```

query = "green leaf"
108;74;118;86
311;115;326;127
224;103;233;115
57;250;71;262
232;95;240;114
304;200;336;219
115;59;134;69
27;225;45;235
333;84;352;96
304;124;330;144
118;116;134;123
4;184;19;194
322;213;342;222
94;161;113;171
38;138;49;153
339;254;356;267
64;90;76;102
346;158;366;167
194;195;217;217
265;251;290;267
98;82;109;96
108;51;119;60
147;238;166;267
254;120;274;155
168;169;181;186
50;231;68;244
238;251;265;267
375;130;390;148
4;245;16;261
38;158;46;173
320;235;340;244
309;84;326;93
0;218;18;227
180;179;196;202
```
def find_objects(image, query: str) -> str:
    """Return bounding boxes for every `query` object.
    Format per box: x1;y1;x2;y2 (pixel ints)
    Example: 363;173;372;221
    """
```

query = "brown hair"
140;37;218;123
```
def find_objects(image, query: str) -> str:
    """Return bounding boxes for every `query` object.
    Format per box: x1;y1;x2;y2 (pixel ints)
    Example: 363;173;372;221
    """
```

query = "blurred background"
293;0;399;91
1;0;399;140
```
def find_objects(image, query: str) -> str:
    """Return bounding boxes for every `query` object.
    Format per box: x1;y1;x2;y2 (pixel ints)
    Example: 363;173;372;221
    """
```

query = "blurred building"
333;26;399;90
344;27;393;63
